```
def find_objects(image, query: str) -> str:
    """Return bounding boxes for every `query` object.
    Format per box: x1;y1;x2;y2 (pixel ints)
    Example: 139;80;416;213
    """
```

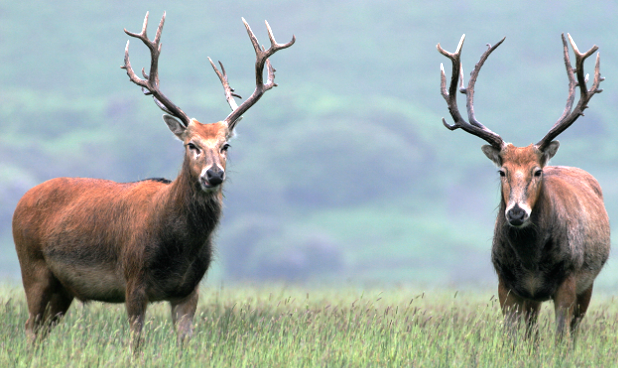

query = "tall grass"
1;283;617;367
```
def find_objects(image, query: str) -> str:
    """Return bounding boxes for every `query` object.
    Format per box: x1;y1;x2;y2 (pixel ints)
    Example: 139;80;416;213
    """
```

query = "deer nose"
205;167;225;186
506;204;528;226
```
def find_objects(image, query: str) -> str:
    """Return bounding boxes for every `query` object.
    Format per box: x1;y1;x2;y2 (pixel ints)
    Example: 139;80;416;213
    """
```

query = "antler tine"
122;12;191;127
437;35;505;150
208;57;242;111
216;18;295;129
123;11;150;45
465;37;505;129
438;34;466;128
208;57;242;124
554;34;577;124
536;33;603;151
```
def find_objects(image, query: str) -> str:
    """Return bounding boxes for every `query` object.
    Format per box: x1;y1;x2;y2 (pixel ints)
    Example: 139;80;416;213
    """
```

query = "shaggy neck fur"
497;180;553;271
161;157;223;248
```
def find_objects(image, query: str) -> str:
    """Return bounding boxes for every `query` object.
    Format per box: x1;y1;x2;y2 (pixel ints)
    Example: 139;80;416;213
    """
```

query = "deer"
12;12;294;348
437;34;609;340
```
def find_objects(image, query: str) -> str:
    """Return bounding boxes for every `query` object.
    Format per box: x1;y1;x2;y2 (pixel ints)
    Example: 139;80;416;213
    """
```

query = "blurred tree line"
1;0;618;288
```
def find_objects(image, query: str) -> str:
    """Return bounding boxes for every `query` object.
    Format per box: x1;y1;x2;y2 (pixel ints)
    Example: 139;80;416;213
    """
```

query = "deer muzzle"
506;203;529;227
200;166;225;190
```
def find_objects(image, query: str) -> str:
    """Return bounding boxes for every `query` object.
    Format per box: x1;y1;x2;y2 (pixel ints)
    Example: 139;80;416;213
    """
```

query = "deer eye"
221;143;231;153
534;169;542;177
187;142;200;153
498;169;506;177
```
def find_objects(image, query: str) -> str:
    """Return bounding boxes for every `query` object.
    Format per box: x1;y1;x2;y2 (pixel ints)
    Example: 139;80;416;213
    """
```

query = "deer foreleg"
553;274;577;341
170;287;199;344
125;283;148;351
498;277;540;340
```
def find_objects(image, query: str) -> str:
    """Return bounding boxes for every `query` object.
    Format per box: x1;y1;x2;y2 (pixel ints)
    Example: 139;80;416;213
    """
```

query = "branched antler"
208;58;243;124
437;34;506;150
209;18;295;130
121;12;191;127
536;34;603;151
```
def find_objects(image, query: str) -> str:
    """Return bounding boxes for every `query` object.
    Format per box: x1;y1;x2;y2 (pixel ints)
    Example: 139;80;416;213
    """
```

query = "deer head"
438;34;603;227
122;12;295;191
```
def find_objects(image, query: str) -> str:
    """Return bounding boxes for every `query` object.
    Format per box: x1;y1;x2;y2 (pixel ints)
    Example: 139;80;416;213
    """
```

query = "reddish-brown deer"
437;34;609;339
12;12;294;348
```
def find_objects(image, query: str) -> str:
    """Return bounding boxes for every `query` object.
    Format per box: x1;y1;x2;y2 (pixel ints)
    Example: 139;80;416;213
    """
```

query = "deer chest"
146;242;213;301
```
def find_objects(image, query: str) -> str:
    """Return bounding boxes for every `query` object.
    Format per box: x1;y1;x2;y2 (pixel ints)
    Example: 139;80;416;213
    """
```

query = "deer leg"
522;299;541;340
571;283;593;336
498;278;526;336
170;287;199;345
498;277;540;340
44;287;73;329
23;271;53;343
125;283;148;351
22;263;72;343
553;274;577;340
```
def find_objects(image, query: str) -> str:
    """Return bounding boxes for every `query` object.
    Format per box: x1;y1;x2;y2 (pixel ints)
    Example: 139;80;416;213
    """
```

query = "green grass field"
1;283;618;367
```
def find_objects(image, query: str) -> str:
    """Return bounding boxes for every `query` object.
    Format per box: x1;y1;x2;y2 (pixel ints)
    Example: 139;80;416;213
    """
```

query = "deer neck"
160;158;223;241
498;187;552;270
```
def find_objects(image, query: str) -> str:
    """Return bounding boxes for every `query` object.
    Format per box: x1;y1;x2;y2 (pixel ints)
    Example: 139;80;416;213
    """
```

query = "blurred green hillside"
1;0;618;288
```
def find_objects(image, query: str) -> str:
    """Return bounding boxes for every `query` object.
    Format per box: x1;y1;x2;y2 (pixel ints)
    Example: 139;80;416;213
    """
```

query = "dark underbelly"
494;259;568;302
507;278;556;302
147;255;211;301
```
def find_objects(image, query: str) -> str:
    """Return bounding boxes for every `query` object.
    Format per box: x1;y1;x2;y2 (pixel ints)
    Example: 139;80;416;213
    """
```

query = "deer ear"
481;145;502;166
163;114;186;140
540;140;560;166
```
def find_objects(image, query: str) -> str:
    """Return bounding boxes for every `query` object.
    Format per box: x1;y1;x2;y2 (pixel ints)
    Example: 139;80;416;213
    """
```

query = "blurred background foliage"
2;0;618;289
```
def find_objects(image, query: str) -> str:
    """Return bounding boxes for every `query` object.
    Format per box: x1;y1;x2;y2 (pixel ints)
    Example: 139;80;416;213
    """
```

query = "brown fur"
439;33;606;341
489;144;610;339
13;118;230;347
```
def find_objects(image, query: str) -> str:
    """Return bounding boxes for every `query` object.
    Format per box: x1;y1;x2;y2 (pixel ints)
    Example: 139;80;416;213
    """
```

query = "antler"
209;18;295;130
121;12;191;127
208;58;244;125
208;59;242;111
536;34;603;151
437;35;506;150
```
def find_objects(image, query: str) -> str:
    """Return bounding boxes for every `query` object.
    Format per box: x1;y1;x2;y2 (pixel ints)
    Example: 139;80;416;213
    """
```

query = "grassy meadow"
1;283;618;367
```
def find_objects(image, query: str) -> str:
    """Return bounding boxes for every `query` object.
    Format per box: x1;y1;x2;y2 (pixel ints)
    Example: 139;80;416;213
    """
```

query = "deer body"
492;165;609;302
438;34;608;339
13;12;294;348
14;174;218;304
13;119;227;345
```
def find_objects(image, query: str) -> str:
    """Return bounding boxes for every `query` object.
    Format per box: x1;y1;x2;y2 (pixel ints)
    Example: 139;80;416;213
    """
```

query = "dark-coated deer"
12;12;294;348
437;34;609;339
